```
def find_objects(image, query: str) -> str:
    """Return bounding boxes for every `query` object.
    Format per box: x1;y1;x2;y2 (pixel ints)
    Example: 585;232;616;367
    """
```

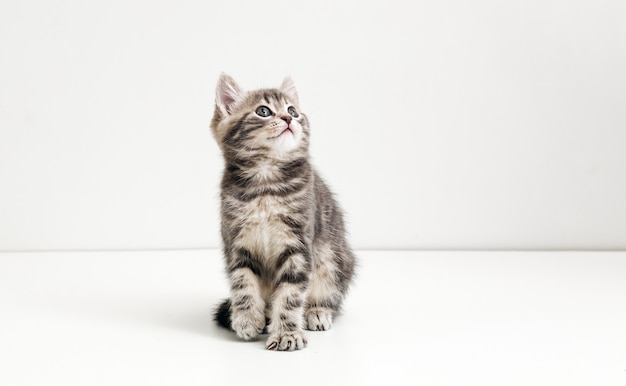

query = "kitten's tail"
213;298;232;330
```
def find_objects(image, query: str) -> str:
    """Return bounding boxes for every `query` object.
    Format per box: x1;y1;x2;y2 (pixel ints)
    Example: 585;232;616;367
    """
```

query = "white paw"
231;308;265;340
266;330;308;351
305;308;333;331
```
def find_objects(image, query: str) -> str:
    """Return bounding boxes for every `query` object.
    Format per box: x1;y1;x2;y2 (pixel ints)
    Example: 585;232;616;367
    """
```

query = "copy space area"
1;250;624;386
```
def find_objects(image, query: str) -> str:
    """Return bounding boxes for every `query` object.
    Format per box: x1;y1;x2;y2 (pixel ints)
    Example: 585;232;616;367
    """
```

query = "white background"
1;0;625;251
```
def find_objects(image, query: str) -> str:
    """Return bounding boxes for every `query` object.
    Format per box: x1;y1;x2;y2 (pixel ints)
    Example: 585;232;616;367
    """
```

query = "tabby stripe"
306;299;341;312
224;181;309;202
274;246;310;272
222;115;249;145
227;248;263;277
278;270;309;285
284;297;303;311
262;90;282;104
232;294;251;310
279;158;309;180
279;215;306;237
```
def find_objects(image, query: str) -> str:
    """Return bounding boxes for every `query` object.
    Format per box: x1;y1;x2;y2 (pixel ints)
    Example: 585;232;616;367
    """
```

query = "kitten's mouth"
271;128;293;139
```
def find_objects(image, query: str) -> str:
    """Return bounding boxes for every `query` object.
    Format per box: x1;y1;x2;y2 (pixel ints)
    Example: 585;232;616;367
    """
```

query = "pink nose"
280;116;292;124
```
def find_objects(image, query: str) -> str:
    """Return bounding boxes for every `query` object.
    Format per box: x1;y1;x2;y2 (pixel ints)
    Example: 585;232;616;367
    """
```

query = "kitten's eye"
255;106;272;117
287;106;299;118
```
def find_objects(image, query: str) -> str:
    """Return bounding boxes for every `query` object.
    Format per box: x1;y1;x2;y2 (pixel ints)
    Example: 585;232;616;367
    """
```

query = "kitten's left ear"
280;76;300;106
216;73;243;116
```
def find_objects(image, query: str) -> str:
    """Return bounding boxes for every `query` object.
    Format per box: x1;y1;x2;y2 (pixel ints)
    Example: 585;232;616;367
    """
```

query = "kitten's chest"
232;196;293;259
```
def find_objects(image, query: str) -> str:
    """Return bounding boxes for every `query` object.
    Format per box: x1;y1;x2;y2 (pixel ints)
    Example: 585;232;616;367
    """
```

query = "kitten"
210;74;356;351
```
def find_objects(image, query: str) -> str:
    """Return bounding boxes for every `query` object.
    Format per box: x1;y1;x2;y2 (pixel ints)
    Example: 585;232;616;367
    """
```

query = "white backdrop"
1;0;625;251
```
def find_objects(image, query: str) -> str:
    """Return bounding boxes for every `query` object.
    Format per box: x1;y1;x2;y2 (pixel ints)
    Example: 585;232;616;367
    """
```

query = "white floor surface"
0;250;625;386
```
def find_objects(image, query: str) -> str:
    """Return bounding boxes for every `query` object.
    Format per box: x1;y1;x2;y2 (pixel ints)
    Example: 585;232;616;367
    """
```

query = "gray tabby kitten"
210;74;356;351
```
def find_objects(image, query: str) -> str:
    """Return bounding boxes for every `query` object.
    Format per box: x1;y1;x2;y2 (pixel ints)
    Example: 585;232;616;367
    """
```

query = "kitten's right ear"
216;73;242;116
280;76;300;107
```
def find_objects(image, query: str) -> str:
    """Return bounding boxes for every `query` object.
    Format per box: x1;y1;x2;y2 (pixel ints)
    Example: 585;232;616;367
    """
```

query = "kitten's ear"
280;76;300;106
216;73;243;116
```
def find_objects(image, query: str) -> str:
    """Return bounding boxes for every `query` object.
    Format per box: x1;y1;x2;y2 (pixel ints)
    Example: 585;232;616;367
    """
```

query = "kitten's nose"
280;116;292;125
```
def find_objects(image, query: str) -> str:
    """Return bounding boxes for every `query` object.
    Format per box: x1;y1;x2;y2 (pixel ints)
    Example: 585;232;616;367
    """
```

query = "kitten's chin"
269;130;300;154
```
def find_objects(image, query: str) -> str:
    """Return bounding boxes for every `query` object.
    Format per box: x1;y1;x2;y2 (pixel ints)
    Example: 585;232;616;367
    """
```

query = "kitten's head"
210;74;309;160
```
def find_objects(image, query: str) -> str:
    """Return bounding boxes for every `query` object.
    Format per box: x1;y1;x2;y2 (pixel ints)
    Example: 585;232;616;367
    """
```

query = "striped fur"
210;74;356;351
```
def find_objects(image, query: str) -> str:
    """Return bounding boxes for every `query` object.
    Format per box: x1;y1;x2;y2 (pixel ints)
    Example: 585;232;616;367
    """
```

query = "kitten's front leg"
227;249;266;341
266;248;310;351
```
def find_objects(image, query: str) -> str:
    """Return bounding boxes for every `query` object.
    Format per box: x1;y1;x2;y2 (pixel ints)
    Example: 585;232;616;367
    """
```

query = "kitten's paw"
231;308;265;341
305;308;333;331
266;330;308;351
